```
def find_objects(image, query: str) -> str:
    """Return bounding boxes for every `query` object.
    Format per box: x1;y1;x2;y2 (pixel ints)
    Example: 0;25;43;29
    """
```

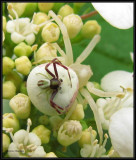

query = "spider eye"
60;79;63;82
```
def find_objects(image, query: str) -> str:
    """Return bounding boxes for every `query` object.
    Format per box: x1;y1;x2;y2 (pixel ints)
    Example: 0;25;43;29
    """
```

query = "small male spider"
37;58;72;114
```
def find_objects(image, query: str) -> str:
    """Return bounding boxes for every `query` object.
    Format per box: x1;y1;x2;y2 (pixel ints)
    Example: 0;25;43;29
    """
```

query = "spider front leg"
50;90;64;114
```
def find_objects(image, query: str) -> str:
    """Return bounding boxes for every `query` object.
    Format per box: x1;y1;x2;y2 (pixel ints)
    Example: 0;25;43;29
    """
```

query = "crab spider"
27;10;124;145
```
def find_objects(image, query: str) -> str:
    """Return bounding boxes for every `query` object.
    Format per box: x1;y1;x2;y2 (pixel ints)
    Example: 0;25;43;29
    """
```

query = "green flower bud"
3;57;15;75
38;115;49;125
45;152;57;157
34;43;57;64
3;81;16;99
70;104;84;121
14;42;32;57
91;81;102;101
49;115;63;129
32;125;51;144
20;81;28;95
15;56;32;75
3;16;6;32
58;5;74;19
63;14;83;39
5;71;23;92
78;127;97;148
33;12;49;25
9;93;31;119
3;133;10;152
81;20;101;39
41;22;60;43
22;3;37;17
3;113;20;133
38;3;54;13
57;120;82;146
8;3;27;18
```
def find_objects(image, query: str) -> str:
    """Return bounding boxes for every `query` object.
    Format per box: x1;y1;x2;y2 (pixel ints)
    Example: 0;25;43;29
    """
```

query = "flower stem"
81;11;98;20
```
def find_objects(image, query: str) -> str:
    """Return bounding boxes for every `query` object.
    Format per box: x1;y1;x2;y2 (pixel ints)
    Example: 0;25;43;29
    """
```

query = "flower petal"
109;107;133;157
31;146;46;157
25;33;35;45
92;3;133;29
28;132;41;146
6;20;16;33
101;70;133;92
11;32;25;44
13;130;27;144
8;142;20;157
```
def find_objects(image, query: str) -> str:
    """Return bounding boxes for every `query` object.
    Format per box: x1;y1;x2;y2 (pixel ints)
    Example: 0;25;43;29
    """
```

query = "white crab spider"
27;10;124;145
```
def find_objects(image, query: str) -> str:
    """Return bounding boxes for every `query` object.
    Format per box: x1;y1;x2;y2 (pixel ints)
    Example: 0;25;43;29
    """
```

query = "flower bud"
49;116;63;130
9;93;31;119
63;14;83;39
3;57;15;75
57;120;82;146
32;125;51;144
7;3;27;18
70;63;93;88
20;81;28;95
45;152;57;157
78;128;97;148
3;113;20;133
3;16;6;32
33;12;49;25
14;42;32;57
38;115;49;125
70;104;84;121
3;81;16;99
58;5;74;19
3;133;10;152
41;22;60;43
81;20;101;39
38;3;54;13
34;43;57;64
15;56;32;75
5;71;23;92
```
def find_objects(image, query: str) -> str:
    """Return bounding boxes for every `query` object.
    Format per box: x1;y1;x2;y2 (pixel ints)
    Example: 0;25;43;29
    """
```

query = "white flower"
6;4;39;45
109;107;133;157
4;119;46;157
92;3;133;29
96;70;133;130
80;127;109;157
101;70;133;107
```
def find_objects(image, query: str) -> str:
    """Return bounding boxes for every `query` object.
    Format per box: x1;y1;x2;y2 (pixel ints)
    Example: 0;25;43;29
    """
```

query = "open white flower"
109;107;133;157
80;127;109;157
92;3;133;29
6;4;39;45
96;70;133;130
101;70;133;107
3;119;46;157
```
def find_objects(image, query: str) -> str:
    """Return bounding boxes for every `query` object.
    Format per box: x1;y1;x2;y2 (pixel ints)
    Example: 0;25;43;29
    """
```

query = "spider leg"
36;73;49;79
45;62;56;78
55;61;72;87
50;90;64;114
